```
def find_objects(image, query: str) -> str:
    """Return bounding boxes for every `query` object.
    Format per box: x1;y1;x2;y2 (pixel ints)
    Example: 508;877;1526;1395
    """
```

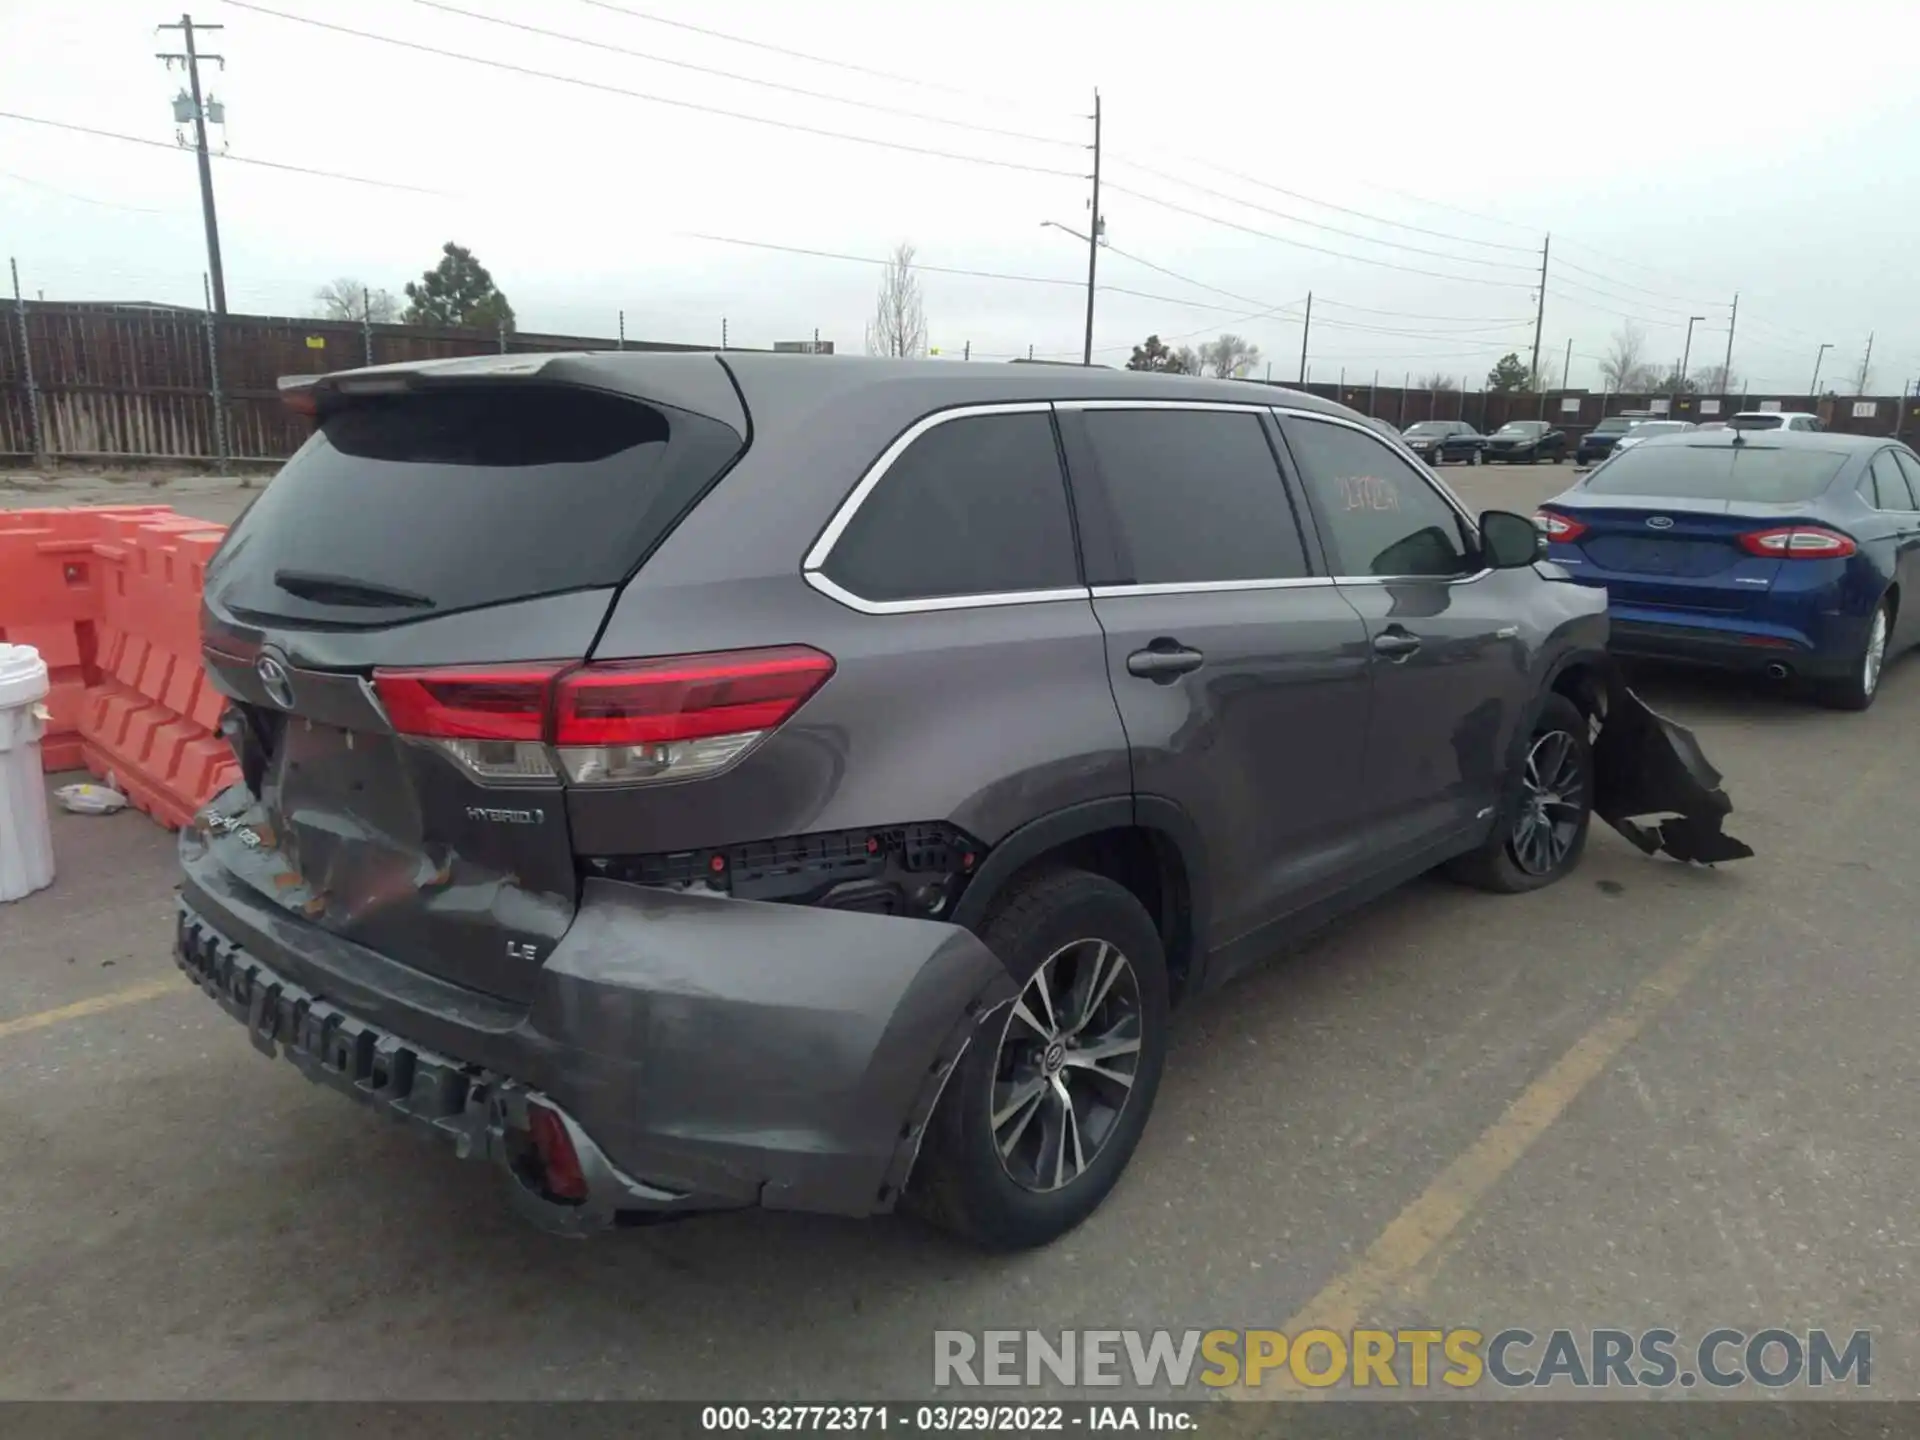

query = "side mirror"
1480;510;1545;568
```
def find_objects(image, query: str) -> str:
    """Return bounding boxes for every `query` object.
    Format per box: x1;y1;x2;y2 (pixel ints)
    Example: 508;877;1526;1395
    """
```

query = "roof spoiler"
277;353;566;416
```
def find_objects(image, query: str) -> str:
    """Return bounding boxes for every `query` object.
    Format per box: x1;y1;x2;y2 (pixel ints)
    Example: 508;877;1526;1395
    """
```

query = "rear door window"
1074;408;1312;584
821;409;1080;602
1892;450;1920;510
208;385;745;623
1282;416;1476;578
1868;451;1912;510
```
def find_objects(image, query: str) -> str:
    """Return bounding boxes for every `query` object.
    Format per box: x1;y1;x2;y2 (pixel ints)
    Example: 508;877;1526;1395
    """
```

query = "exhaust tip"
1765;662;1791;680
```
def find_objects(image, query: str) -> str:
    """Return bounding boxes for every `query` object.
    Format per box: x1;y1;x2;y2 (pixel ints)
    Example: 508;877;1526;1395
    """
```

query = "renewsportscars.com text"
934;1328;1872;1391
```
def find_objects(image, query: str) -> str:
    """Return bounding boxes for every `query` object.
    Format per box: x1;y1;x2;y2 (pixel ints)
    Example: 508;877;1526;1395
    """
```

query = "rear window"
208;386;744;622
1582;444;1849;503
1729;414;1784;430
1592;417;1635;435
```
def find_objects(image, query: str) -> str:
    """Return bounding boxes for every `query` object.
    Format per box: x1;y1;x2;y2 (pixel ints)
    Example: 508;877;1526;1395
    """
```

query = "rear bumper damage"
1589;664;1754;865
177;822;1017;1235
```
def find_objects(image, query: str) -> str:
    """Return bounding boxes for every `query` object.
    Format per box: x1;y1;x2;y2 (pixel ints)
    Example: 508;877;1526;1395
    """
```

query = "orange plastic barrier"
0;506;176;771
80;514;238;829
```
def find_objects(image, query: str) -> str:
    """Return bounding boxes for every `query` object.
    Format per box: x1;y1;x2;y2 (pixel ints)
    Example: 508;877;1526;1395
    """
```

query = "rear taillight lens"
1535;510;1588;542
1737;526;1857;559
553;645;834;786
372;646;834;788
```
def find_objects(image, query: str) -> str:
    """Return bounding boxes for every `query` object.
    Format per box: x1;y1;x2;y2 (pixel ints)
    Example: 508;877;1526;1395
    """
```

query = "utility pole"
157;14;227;315
1529;233;1549;387
1561;337;1572;389
617;309;626;351
1722;293;1738;392
1855;332;1874;395
1297;291;1312;383
1679;315;1705;394
1810;343;1833;397
1081;89;1102;367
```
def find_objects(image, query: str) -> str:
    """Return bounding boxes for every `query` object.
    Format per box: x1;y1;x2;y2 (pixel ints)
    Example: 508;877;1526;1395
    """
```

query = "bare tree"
864;242;928;359
1620;363;1666;392
1417;371;1460;392
314;277;400;323
1171;345;1202;376
1199;333;1261;379
1598;323;1647;392
1693;363;1743;394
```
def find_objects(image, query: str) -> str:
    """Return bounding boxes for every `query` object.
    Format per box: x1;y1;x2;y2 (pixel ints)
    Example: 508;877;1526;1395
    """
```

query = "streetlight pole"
1810;343;1833;397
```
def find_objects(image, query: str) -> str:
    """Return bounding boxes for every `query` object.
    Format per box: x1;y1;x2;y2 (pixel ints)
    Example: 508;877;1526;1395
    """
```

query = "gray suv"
176;354;1750;1250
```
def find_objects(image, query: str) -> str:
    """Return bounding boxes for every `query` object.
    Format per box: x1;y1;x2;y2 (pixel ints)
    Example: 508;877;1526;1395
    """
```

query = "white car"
1728;410;1824;432
1609;419;1697;454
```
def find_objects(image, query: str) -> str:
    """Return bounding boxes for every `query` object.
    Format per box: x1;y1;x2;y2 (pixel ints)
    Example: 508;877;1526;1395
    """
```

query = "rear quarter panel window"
1283;417;1475;578
821;410;1080;602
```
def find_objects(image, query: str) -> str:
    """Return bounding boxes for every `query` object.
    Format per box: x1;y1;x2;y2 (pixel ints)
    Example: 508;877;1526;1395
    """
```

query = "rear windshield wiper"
272;568;434;609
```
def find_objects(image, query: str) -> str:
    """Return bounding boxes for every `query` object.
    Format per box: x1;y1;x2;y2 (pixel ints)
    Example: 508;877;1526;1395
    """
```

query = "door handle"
1372;629;1423;660
1127;643;1205;682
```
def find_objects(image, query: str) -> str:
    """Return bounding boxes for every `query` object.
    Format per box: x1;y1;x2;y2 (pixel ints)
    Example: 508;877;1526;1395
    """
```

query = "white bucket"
0;643;56;903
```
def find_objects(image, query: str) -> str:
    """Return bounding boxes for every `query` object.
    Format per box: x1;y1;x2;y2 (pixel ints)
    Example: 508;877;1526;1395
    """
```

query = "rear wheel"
1816;600;1891;711
1446;693;1594;893
1470;447;1483;466
909;869;1169;1250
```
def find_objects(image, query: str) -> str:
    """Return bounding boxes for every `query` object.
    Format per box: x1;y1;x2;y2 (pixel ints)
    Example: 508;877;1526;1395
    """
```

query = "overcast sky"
4;0;1917;394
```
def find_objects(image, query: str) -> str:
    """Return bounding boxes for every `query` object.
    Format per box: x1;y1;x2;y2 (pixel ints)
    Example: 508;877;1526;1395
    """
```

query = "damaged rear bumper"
1590;665;1754;865
176;830;1018;1235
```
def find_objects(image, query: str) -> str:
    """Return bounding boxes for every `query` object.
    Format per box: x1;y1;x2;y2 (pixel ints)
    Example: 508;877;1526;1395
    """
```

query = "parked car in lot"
1537;430;1920;709
174;354;1750;1251
1608;419;1697;455
1400;419;1485;465
1576;415;1651;466
1728;411;1823;432
1485;419;1569;464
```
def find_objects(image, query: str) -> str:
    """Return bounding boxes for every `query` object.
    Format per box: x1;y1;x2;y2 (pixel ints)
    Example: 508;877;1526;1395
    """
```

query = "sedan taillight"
1737;526;1858;559
373;646;836;786
1534;510;1588;543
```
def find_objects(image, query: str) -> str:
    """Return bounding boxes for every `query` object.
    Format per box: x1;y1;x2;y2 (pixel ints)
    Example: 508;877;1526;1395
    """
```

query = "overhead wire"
0;168;168;213
222;2;1085;181
1099;180;1538;290
401;0;1081;150
1107;158;1537;273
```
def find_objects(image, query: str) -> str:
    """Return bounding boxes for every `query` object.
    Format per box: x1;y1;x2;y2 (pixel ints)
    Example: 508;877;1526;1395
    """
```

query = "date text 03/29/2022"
933;1327;1873;1391
701;1406;1197;1432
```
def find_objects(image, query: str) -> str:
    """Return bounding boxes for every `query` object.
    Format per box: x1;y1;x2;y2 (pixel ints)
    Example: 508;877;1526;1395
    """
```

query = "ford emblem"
255;652;296;710
1645;516;1675;530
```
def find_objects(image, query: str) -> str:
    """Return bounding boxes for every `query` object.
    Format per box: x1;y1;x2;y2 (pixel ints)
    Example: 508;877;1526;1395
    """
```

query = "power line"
1098;180;1538;290
222;2;1084;181
1108;157;1536;273
0;168;166;213
401;0;1079;151
1551;252;1722;308
0;110;443;193
1314;298;1536;324
1096;241;1298;313
1113;154;1537;256
572;0;1068;117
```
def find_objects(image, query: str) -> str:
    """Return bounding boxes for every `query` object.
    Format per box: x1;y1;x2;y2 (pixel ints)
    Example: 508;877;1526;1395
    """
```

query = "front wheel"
908;869;1170;1250
1446;693;1594;893
1816;600;1892;711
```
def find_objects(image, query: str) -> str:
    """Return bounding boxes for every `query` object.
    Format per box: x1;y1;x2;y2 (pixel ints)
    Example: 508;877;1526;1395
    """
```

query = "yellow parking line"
0;977;181;1041
1233;743;1898;1401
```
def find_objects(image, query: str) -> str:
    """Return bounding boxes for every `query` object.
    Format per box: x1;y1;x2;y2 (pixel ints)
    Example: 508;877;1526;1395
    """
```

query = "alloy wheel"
1863;606;1889;697
991;938;1144;1193
1509;729;1585;876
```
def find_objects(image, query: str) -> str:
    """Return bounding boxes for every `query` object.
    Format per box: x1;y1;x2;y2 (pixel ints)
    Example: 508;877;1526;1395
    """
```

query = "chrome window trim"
800;400;1075;614
1053;398;1277;414
803;570;1091;616
1090;577;1335;599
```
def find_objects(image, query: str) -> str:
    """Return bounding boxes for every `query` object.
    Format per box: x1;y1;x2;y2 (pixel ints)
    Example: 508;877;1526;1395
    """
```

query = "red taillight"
371;647;835;787
1737;526;1857;559
552;646;835;746
374;664;565;740
527;1104;587;1202
1535;509;1588;543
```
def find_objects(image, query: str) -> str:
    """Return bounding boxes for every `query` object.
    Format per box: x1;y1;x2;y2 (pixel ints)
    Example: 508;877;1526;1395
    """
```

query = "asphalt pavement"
3;460;1917;1406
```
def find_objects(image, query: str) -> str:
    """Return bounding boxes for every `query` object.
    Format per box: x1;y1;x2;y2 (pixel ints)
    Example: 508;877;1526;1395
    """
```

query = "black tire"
1815;598;1892;712
1446;693;1594;894
907;869;1169;1250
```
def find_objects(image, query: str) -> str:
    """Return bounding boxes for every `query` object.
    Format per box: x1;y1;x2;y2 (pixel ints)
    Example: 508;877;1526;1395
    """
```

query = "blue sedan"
1535;430;1920;709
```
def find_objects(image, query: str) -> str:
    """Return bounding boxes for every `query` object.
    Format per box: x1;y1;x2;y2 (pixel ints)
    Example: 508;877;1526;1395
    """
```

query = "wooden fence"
0;302;721;464
4;300;1917;463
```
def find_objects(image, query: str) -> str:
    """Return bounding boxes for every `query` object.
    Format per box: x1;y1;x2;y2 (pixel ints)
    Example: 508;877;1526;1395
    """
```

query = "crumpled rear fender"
1589;663;1755;865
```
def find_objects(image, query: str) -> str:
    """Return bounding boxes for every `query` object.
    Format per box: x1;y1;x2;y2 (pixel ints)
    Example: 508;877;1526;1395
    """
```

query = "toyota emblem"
255;652;295;710
1645;516;1675;530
